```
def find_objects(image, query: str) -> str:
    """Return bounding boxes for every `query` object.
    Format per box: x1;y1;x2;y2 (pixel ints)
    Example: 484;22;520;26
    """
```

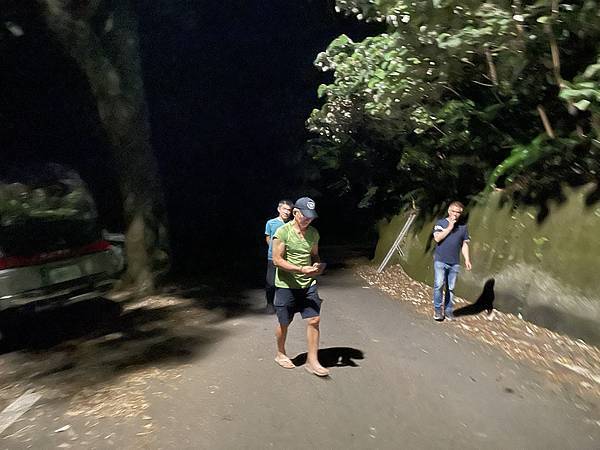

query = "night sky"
1;0;379;272
137;0;379;267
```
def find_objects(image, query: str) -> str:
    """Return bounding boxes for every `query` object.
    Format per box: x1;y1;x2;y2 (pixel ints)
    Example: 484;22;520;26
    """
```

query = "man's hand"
465;259;472;271
312;262;326;276
434;217;456;242
301;265;319;275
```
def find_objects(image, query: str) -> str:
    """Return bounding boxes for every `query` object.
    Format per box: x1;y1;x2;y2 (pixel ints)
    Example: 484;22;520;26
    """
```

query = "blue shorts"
274;284;322;326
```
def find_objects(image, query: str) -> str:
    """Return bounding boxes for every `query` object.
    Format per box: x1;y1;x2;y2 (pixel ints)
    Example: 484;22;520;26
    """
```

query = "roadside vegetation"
308;0;600;218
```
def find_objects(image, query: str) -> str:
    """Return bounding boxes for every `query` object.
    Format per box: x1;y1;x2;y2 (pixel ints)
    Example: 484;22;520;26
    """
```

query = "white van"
0;164;124;312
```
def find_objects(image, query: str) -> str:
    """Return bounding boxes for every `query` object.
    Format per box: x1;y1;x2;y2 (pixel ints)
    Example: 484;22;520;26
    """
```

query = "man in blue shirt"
432;201;472;321
264;199;293;314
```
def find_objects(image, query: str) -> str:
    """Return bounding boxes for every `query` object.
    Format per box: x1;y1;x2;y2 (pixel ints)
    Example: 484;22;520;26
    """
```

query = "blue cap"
294;197;318;219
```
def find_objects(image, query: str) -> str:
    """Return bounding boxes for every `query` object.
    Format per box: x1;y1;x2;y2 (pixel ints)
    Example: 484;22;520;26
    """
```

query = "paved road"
2;266;599;449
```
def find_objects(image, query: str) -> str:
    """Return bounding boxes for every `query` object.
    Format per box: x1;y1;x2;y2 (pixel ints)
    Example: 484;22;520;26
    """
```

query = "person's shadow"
455;278;495;317
291;347;364;368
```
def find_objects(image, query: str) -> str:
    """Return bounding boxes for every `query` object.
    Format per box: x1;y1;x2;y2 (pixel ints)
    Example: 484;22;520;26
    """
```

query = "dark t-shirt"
433;219;470;265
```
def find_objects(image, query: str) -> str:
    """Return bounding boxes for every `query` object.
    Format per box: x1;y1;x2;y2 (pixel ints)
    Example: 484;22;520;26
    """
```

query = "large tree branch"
537;105;555;139
540;0;562;87
41;0;170;293
485;48;498;86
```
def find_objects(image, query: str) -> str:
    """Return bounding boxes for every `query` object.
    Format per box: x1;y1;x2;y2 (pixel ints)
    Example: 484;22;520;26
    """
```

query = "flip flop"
304;364;330;377
275;355;295;369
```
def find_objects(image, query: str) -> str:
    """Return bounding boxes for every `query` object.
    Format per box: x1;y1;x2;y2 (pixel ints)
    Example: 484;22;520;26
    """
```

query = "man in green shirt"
272;197;328;377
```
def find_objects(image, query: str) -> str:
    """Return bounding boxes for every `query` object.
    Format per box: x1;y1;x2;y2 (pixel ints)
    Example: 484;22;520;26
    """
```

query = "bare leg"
306;317;329;375
274;323;295;369
276;323;288;357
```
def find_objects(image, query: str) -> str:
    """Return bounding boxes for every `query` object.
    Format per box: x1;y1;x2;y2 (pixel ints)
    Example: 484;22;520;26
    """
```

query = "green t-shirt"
273;221;320;289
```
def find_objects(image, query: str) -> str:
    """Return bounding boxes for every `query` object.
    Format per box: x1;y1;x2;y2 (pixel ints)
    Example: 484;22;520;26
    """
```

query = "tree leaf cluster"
308;0;600;216
0;165;97;226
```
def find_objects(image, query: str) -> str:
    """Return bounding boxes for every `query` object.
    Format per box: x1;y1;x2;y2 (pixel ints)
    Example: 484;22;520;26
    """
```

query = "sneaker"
445;310;454;321
433;309;443;321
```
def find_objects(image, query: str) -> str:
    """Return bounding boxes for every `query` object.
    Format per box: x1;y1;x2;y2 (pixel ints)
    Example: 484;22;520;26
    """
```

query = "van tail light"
0;240;112;270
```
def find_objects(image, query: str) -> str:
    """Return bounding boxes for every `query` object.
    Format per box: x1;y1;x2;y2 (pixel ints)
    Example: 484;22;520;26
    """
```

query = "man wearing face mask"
432;201;472;321
271;197;328;377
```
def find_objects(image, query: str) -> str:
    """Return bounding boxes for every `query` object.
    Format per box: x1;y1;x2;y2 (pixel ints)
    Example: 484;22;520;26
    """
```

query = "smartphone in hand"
313;262;327;274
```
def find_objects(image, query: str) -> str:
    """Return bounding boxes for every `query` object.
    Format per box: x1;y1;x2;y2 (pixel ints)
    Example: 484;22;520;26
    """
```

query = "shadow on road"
0;298;123;352
0;244;372;402
291;347;365;368
0;282;261;395
455;278;495;317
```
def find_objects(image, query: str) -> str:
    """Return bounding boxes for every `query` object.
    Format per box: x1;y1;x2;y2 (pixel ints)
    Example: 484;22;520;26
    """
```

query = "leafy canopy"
308;0;600;215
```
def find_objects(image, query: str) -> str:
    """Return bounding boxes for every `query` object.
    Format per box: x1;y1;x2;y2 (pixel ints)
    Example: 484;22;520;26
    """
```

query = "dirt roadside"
356;262;600;406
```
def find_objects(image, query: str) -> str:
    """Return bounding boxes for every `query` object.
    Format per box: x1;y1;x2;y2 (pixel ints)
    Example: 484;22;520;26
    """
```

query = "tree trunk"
41;0;169;293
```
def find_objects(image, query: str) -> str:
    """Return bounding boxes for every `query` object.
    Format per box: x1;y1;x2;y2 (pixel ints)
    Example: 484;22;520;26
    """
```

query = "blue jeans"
433;261;460;313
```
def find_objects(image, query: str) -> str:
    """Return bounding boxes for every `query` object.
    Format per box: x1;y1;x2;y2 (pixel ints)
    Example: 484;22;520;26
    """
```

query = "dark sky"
136;0;378;265
1;1;378;270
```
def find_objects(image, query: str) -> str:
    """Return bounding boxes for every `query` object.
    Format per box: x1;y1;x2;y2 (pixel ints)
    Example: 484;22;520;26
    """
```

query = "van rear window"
0;164;101;256
0;164;97;227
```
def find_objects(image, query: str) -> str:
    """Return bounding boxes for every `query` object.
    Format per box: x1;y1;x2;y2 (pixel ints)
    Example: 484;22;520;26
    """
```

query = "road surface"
1;265;598;449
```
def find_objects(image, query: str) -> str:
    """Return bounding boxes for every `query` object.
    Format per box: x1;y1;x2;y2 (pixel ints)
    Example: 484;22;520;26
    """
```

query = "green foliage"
0;174;97;226
308;0;600;215
485;135;583;189
560;56;600;122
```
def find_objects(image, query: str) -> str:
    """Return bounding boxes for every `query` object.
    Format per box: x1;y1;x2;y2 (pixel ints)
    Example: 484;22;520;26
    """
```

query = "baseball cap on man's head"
294;197;318;219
